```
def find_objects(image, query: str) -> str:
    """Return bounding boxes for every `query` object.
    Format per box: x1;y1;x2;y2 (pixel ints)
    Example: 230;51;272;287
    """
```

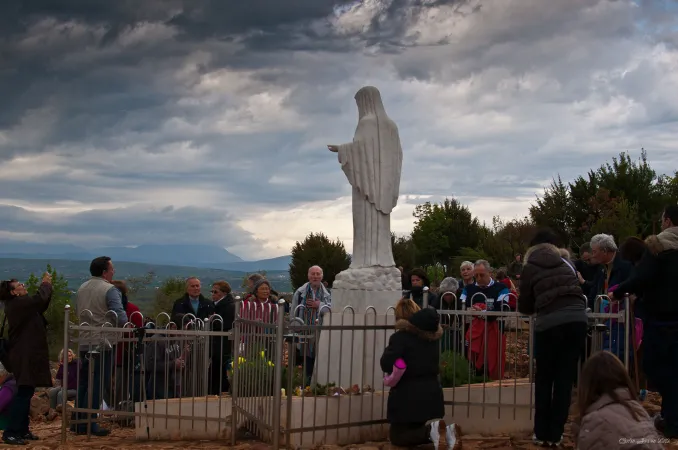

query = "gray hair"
474;260;492;272
0;362;8;378
590;234;618;252
308;265;323;276
460;261;473;270
439;277;459;294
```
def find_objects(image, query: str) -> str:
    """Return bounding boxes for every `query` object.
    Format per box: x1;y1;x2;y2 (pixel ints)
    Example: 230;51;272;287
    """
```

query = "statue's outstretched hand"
327;145;338;153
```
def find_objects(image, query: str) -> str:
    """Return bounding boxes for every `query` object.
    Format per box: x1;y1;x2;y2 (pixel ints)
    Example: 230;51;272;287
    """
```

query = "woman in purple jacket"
48;349;78;410
0;363;17;430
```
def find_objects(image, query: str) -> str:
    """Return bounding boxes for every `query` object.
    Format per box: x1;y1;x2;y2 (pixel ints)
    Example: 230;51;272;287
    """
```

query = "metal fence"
59;294;632;448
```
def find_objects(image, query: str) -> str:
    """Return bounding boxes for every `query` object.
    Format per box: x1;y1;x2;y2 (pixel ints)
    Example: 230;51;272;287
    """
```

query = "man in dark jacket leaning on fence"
612;205;678;438
518;229;588;447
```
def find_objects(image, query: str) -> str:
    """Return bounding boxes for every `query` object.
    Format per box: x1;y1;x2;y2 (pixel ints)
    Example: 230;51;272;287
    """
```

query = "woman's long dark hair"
577;351;642;422
0;279;18;302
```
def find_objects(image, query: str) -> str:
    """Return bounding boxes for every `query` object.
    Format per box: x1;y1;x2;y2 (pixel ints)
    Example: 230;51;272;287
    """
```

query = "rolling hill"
0;257;292;313
0;241;291;272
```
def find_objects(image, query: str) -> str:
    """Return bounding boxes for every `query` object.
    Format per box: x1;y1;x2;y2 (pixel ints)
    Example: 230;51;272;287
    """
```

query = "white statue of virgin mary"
328;86;403;269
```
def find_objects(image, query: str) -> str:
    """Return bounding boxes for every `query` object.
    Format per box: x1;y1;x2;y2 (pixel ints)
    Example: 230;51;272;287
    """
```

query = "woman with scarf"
291;266;332;383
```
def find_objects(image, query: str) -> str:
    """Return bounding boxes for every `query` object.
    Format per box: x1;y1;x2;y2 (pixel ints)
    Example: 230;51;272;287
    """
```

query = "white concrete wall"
135;380;535;447
315;312;396;392
134;396;232;440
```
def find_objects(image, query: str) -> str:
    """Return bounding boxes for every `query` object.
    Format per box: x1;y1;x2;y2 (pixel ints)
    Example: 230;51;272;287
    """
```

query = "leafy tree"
585;190;639;244
411;198;483;269
530;150;678;246
24;264;76;359
451;247;491;276
151;276;186;319
289;233;351;291
425;263;446;287
529;176;575;245
391;233;417;271
125;270;156;296
593;150;662;236
481;217;537;267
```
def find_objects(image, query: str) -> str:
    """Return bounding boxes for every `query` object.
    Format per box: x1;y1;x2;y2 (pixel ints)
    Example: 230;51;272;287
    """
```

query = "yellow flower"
260;350;265;358
268;361;274;367
238;357;246;364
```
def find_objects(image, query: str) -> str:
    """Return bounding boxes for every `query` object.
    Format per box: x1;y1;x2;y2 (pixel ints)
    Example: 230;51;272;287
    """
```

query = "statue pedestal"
314;267;401;391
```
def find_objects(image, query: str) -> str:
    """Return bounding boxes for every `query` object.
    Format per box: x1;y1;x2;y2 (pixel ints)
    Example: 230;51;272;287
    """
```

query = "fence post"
272;300;286;449
61;304;71;444
231;301;241;446
203;318;211;397
624;295;631;371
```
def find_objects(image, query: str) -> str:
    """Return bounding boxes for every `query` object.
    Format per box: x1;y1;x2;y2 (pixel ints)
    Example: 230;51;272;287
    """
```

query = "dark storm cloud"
2;0;469;49
1;0;677;256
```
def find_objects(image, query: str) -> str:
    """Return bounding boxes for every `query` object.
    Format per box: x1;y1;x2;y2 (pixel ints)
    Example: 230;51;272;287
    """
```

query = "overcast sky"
1;0;677;260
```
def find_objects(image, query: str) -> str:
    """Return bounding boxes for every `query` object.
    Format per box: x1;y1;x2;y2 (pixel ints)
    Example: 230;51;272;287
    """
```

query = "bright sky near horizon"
1;0;677;260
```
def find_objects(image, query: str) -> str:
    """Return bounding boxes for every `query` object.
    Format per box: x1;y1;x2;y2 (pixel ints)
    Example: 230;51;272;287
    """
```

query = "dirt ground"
7;392;674;450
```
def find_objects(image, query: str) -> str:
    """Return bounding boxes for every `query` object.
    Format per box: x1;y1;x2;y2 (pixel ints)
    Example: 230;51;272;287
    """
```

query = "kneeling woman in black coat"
380;307;447;448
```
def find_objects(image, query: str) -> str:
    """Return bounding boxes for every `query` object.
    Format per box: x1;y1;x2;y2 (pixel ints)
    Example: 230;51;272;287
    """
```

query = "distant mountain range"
0;241;291;272
0;258;293;311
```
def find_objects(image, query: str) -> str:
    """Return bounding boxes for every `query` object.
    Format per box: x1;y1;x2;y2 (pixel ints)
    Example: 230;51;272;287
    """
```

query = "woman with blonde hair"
48;349;78;410
575;351;662;449
381;303;448;448
395;297;420;321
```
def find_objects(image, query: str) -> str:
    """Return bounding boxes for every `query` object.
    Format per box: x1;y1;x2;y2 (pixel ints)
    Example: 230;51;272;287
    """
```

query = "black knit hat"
408;308;439;332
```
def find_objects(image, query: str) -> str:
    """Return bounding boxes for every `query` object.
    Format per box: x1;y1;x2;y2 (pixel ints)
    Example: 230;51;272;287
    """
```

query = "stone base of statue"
314;266;401;391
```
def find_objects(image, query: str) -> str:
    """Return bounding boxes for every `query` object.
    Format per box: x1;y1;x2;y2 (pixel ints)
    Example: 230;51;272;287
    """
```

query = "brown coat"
574;389;664;450
5;282;53;387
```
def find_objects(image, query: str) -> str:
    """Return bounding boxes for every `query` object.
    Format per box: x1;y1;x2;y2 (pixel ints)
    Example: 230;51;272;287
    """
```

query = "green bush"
282;364;304;390
235;345;275;397
439;350;484;388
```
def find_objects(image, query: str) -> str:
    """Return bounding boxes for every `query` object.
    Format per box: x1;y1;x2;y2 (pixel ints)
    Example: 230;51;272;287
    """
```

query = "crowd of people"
382;204;678;448
0;205;675;448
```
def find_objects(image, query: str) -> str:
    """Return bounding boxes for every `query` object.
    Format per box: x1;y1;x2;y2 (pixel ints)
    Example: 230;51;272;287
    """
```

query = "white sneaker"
533;434;546;446
445;423;459;450
427;420;440;450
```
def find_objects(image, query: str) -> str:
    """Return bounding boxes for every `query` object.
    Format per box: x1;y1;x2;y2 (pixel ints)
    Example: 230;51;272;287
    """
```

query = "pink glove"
383;358;407;387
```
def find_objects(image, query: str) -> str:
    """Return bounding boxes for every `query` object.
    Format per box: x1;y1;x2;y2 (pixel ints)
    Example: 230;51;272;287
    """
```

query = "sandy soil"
11;392;674;450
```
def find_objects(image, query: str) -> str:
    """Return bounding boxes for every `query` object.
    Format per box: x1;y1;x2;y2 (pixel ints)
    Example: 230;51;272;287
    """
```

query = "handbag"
0;315;10;372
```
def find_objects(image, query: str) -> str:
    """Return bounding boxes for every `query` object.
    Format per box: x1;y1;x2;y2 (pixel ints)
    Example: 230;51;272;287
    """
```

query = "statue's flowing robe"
338;114;403;268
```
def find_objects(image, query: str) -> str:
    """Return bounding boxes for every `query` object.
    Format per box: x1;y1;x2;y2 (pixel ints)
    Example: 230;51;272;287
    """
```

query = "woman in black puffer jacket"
380;307;449;448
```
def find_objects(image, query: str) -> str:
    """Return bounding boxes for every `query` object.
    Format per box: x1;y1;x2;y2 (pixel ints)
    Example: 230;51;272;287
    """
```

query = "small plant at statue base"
439;350;485;388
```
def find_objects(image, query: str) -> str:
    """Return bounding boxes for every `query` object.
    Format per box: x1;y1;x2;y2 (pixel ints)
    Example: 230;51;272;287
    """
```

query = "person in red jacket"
111;280;143;406
495;267;518;310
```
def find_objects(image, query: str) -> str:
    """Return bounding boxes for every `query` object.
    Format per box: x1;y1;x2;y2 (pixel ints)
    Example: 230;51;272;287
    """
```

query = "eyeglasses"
211;290;220;294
